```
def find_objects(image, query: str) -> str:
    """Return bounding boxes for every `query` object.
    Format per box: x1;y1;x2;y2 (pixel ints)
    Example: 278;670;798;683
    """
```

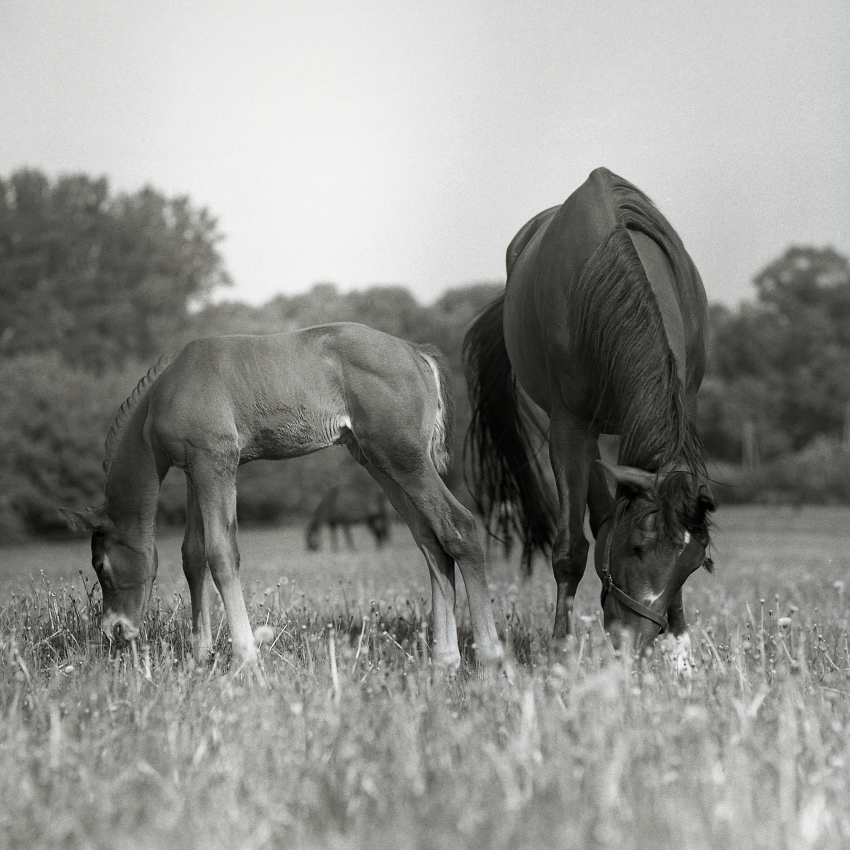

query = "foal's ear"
59;506;109;534
597;461;655;495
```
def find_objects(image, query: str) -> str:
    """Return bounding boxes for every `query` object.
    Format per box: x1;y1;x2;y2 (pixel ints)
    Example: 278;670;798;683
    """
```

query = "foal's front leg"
190;452;259;672
182;477;213;663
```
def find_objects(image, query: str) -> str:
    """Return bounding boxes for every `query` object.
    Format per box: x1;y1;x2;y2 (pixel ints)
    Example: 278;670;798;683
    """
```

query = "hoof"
431;662;460;684
232;655;268;688
547;635;575;663
661;633;694;678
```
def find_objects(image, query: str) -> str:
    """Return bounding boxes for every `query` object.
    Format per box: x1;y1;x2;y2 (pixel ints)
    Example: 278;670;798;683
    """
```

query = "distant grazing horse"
465;168;715;658
62;323;504;673
306;485;391;551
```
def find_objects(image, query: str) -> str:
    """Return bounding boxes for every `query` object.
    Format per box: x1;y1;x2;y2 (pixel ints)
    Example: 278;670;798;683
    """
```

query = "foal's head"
594;465;715;652
61;506;158;643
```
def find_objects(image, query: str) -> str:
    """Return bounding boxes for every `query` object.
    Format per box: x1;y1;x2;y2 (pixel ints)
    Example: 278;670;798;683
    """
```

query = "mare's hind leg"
188;450;258;667
182;476;213;662
343;523;357;551
549;406;595;647
363;467;461;670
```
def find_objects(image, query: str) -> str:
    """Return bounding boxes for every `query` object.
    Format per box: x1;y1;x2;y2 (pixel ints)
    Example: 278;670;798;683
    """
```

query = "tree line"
1;170;848;540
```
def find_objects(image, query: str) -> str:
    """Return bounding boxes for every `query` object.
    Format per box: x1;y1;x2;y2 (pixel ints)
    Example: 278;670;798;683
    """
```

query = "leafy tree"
704;246;850;457
0;170;230;369
0;354;147;538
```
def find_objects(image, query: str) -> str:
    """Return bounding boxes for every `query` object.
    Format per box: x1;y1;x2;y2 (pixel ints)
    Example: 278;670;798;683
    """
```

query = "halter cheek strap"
599;504;669;634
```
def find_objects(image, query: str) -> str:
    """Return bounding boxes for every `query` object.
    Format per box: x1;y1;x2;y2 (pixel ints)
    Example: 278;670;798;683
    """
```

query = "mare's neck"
104;411;164;545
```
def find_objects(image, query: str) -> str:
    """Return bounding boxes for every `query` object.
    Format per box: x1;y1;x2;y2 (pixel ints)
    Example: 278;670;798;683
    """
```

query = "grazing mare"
62;323;504;672
305;485;391;551
465;168;715;657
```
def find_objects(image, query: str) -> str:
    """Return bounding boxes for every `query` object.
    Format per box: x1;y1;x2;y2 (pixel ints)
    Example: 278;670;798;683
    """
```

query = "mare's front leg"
664;589;693;675
189;450;259;671
182;476;213;662
343;523;357;551
548;406;595;650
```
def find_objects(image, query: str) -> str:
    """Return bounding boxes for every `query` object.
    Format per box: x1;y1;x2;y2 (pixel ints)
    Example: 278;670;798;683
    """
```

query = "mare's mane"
103;355;174;481
572;171;706;483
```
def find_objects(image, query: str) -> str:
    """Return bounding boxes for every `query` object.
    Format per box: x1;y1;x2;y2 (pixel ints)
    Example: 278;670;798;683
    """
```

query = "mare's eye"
629;529;643;552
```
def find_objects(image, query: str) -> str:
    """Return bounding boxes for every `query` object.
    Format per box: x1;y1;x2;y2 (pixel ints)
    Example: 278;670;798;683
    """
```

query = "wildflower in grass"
253;625;275;645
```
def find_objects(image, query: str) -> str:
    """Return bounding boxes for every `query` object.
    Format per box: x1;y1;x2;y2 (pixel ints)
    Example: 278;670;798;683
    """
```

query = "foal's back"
146;323;437;467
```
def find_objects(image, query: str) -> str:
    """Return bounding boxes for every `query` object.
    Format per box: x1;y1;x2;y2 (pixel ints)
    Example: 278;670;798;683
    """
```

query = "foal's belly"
239;409;352;462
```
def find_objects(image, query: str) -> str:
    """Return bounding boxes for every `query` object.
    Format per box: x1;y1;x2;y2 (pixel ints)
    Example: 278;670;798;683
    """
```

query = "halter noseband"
599;501;669;634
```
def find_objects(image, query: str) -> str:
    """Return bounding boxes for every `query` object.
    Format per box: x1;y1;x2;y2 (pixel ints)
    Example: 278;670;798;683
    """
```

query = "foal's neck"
104;408;164;545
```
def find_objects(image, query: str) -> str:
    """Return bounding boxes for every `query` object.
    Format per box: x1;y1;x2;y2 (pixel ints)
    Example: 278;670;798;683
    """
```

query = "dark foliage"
701;246;850;460
0;170;229;369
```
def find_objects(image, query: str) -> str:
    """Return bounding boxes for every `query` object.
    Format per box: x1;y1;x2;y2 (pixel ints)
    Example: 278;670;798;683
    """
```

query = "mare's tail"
463;294;557;573
416;345;455;475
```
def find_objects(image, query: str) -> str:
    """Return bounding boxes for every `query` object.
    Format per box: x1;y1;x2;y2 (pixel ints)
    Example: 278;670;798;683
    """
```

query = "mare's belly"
503;239;553;415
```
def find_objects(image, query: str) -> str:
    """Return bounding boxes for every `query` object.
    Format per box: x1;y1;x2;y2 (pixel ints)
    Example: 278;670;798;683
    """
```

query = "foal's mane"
103;356;174;481
572;171;706;482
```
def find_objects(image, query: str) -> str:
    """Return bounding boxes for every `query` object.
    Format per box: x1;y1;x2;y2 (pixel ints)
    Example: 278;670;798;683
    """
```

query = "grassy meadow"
0;506;849;850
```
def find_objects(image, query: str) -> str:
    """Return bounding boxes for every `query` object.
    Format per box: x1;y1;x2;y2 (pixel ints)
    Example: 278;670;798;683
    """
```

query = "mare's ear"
59;506;109;534
697;483;716;513
597;461;655;495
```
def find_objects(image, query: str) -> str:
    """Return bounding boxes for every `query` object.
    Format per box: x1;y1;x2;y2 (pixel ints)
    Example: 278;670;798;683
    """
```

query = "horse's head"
60;506;158;643
594;464;715;652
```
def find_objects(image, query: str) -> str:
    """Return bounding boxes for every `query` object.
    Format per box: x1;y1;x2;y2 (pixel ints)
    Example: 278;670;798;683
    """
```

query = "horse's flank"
415;346;453;475
507;167;707;478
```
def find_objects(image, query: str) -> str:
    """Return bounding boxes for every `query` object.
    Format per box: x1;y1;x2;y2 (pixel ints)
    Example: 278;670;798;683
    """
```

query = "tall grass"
1;511;849;850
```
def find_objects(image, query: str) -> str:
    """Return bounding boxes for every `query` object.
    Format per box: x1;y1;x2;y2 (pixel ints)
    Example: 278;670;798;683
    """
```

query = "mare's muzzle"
596;506;669;640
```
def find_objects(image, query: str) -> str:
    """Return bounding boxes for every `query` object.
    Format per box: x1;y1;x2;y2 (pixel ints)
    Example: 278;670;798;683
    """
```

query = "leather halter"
599;501;669;634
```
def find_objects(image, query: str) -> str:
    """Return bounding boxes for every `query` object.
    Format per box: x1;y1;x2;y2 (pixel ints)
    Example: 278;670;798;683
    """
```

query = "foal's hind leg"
182;476;213;662
403;471;504;667
188;450;258;668
363;467;461;670
548;407;595;648
369;462;504;668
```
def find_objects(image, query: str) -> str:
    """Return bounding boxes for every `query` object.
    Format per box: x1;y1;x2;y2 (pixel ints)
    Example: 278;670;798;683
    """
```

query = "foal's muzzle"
102;614;140;644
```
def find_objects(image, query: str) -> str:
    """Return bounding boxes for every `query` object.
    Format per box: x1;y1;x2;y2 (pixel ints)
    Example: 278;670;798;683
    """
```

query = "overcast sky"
1;0;848;306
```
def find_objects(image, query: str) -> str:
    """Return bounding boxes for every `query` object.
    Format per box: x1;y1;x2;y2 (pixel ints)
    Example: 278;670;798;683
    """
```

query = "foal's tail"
463;294;557;573
416;345;454;475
